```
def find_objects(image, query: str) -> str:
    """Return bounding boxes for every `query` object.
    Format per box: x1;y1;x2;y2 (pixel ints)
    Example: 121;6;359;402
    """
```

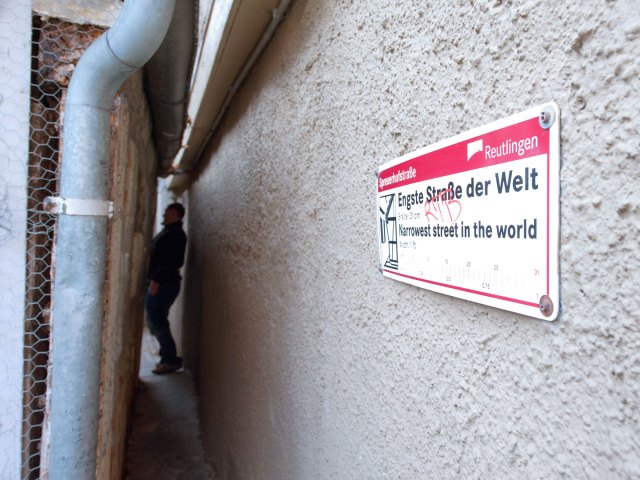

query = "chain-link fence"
23;17;103;480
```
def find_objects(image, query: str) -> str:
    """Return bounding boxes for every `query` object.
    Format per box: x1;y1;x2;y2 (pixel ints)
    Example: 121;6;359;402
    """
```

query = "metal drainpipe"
145;0;195;174
44;1;175;478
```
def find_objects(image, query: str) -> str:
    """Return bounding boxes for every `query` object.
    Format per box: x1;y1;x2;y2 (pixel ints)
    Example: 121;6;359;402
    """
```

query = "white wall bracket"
43;196;114;218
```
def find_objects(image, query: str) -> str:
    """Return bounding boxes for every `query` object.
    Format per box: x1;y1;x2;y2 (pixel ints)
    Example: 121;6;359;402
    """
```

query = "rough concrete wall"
186;1;640;478
0;2;31;478
97;70;158;480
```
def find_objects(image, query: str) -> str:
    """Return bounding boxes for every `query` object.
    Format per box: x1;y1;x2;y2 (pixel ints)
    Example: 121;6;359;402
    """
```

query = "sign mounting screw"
539;295;554;317
539;108;555;129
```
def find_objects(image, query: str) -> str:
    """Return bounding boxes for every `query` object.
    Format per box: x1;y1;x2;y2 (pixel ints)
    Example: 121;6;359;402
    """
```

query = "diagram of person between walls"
379;193;398;270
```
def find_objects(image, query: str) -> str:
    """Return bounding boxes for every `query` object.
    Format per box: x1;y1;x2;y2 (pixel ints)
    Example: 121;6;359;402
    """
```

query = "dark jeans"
145;281;181;365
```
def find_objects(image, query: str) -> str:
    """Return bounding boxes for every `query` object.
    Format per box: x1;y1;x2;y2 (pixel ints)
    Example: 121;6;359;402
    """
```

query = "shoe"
152;361;182;375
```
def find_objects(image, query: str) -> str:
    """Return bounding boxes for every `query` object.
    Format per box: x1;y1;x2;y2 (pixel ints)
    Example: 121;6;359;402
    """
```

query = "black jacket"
147;222;187;284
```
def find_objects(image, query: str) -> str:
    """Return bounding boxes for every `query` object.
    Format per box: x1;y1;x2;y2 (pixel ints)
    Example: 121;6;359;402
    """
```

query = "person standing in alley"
145;202;187;374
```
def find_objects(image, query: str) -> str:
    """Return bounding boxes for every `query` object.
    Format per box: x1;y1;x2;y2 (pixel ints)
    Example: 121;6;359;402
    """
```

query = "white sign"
377;103;560;320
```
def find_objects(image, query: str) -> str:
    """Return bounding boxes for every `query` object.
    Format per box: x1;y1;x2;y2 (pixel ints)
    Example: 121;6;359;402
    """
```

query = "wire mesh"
23;16;103;480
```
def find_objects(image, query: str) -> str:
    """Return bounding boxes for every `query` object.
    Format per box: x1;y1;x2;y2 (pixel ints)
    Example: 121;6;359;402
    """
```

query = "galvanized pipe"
145;0;195;174
47;1;175;478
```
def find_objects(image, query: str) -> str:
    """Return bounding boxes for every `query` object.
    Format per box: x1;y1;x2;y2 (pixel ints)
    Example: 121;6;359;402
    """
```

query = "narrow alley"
124;331;215;479
2;1;639;479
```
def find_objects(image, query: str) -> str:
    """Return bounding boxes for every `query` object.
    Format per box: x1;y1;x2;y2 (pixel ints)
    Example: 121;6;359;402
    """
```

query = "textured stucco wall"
186;1;640;478
0;3;31;478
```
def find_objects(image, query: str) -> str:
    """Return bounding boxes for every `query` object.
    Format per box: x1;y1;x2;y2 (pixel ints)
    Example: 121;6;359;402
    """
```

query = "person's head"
163;202;185;225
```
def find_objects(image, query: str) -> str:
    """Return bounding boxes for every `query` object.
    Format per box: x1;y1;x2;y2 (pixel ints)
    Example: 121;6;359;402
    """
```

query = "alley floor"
124;331;215;479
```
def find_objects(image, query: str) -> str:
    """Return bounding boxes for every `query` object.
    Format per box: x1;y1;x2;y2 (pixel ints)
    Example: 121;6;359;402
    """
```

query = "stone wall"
96;70;158;480
186;0;640;478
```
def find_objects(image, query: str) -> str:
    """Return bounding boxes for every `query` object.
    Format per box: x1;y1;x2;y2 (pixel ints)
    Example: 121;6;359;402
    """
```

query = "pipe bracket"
44;196;114;218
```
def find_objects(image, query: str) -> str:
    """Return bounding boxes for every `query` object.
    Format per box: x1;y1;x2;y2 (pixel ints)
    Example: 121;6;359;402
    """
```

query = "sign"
377;103;560;320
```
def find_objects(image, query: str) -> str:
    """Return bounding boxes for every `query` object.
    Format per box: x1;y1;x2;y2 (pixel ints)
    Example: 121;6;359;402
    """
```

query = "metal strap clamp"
43;196;114;218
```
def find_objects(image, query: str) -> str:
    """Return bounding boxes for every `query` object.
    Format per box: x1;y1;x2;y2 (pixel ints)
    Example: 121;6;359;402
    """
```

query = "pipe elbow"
107;0;176;68
66;0;176;111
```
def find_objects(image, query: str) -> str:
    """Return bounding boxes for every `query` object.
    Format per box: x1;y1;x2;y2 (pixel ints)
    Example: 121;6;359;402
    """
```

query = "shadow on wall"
180;225;204;379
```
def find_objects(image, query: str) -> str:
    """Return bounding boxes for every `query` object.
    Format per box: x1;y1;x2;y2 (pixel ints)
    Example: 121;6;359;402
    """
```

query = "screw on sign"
539;295;554;317
539;108;555;129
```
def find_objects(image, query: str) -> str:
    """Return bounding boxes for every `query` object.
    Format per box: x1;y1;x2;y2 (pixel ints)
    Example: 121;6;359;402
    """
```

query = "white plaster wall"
186;1;640;478
0;2;31;478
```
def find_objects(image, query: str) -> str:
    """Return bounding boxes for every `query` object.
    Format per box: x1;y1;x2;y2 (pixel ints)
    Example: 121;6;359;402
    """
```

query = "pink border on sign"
378;118;548;192
381;115;552;309
546;149;550;296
